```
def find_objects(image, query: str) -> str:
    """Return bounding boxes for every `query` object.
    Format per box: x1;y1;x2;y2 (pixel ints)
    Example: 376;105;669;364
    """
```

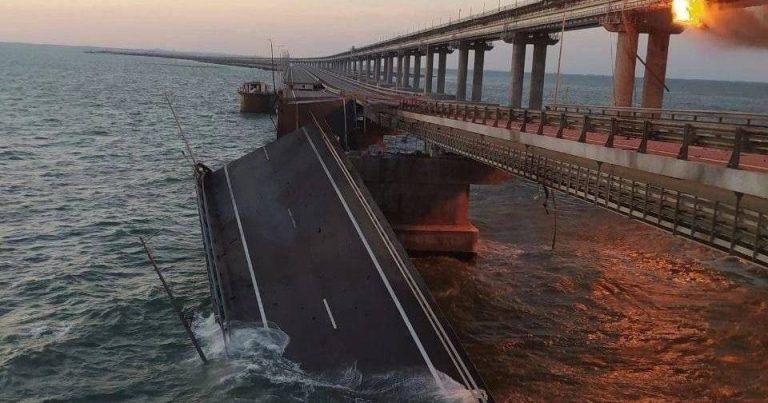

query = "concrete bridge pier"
471;42;492;102
519;33;558;110
386;54;395;84
529;42;548;110
396;54;404;87
508;38;526;108
412;51;422;90
403;53;411;88
375;56;382;83
437;48;449;94
456;42;470;101
642;30;672;108
605;11;683;108
614;27;639;107
366;57;372;80
423;47;434;94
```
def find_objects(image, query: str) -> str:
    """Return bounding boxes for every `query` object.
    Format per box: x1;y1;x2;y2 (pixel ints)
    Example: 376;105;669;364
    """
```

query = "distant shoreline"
2;41;767;85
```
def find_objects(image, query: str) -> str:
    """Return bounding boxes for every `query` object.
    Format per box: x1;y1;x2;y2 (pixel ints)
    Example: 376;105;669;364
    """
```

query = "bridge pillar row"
412;50;422;90
423;46;434;95
471;41;493;102
455;41;470;101
504;33;557;110
403;52;411;88
375;55;382;83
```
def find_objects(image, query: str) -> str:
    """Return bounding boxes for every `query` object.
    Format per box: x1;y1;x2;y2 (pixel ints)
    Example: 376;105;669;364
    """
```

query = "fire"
672;0;707;26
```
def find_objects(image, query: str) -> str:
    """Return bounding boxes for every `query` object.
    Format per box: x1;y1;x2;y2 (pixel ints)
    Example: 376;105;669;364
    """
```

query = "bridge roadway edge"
398;111;768;201
372;110;768;266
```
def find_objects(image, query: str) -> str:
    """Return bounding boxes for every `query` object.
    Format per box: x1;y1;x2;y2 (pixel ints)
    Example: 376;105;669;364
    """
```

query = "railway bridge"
299;0;761;109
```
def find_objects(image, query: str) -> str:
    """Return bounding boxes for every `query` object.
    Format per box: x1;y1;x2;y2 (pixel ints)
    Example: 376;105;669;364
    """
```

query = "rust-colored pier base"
350;154;509;254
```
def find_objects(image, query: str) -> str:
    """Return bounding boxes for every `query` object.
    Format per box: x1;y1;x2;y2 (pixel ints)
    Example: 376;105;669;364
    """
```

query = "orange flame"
672;0;707;26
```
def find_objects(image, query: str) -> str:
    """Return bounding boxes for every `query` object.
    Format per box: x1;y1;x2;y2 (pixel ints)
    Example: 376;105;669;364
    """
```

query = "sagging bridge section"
293;63;768;267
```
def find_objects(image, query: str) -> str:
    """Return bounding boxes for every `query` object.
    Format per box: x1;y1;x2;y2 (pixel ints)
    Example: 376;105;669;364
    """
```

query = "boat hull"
239;92;275;113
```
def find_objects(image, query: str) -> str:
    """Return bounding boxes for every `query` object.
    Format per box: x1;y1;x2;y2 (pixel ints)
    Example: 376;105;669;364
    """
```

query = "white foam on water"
19;323;74;342
192;313;480;401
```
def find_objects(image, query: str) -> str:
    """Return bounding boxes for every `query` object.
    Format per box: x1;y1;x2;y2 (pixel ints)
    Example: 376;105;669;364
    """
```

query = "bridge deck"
200;121;489;400
295;64;767;266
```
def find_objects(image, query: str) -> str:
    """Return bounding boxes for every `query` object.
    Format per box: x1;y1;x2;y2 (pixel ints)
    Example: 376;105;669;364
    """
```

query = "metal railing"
400;99;768;169
376;114;767;266
548;104;768;128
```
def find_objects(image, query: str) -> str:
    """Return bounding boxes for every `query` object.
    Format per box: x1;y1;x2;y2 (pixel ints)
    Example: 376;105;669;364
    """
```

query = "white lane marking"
263;147;270;161
312;115;478;389
310;115;480;394
287;208;297;229
322;298;338;330
223;164;269;329
302;127;444;391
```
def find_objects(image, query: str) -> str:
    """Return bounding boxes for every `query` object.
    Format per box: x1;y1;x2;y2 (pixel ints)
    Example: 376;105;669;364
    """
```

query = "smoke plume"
701;5;768;48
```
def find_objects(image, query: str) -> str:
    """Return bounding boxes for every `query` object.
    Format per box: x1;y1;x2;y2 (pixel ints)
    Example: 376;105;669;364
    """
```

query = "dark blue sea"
1;42;767;401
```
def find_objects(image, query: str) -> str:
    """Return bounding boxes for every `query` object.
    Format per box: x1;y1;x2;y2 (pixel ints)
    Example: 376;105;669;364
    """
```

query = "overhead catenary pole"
269;39;277;95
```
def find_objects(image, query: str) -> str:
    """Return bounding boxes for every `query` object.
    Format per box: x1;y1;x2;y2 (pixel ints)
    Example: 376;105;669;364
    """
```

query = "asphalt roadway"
202;121;490;401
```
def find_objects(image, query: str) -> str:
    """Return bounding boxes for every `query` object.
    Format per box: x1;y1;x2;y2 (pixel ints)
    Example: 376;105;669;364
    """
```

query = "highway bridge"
286;62;767;267
178;1;767;400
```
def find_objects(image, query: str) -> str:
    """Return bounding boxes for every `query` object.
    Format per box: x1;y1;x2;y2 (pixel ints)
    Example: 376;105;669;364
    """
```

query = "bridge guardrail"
400;99;768;169
547;104;768;128
379;114;767;267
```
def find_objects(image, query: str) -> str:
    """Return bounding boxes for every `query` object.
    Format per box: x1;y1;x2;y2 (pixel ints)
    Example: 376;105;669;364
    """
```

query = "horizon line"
2;40;767;85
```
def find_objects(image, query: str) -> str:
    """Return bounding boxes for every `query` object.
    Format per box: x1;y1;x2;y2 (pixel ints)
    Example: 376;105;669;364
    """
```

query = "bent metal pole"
139;236;208;364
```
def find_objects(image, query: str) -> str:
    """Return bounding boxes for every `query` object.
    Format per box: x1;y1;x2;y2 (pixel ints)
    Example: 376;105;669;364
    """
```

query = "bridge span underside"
198;117;490;400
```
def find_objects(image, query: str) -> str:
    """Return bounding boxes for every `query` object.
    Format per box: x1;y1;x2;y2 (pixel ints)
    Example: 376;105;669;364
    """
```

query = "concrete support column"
403;54;411;88
509;41;526;108
383;57;388;83
396;55;404;87
424;48;434;94
413;53;422;90
375;57;381;82
437;49;447;94
471;43;488;102
456;42;470;101
614;28;639;107
387;55;395;84
642;31;671;109
529;42;547;110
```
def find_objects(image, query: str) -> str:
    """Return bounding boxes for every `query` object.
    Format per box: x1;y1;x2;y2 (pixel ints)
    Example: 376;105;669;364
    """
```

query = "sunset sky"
1;0;767;81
